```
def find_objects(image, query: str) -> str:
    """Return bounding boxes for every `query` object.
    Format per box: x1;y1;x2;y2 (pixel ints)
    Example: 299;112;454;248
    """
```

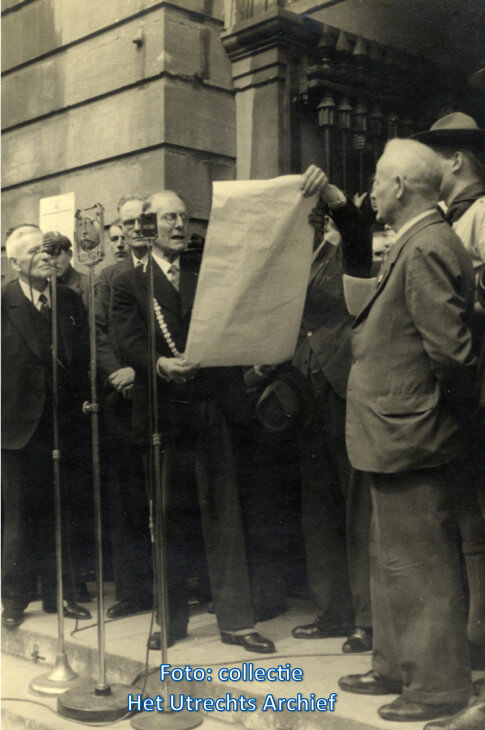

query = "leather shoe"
220;631;275;654
292;620;349;639
424;700;485;729
106;599;152;619
43;601;91;620
379;696;467;722
339;669;402;695
147;630;187;650
2;609;24;629
342;627;372;653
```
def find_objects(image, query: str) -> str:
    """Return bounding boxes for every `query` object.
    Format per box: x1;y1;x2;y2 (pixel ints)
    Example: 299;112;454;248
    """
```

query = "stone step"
1;592;435;730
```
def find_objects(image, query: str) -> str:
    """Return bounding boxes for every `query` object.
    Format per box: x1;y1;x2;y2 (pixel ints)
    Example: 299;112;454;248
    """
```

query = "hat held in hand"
256;368;315;432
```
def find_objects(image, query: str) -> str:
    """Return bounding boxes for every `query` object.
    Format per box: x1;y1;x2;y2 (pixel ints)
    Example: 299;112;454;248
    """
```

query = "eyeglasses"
160;213;188;225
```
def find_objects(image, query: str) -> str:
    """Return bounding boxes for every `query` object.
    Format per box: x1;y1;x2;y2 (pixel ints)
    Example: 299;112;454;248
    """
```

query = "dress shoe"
292;619;348;639
339;669;403;695
147;630;187;650
424;700;485;729
342;627;372;653
2;609;24;629
43;600;91;620
106;599;152;619
220;631;275;654
378;696;466;722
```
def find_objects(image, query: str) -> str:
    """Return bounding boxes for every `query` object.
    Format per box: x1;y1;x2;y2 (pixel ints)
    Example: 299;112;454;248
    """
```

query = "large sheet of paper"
185;176;315;366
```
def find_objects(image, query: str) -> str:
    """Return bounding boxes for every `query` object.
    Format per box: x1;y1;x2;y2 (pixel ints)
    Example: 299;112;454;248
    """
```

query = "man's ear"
452;151;463;173
9;257;20;272
395;174;405;200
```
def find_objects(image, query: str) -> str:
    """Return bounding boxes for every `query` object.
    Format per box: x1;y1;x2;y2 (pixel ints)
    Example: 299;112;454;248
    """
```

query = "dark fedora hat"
256;367;315;432
413;112;485;150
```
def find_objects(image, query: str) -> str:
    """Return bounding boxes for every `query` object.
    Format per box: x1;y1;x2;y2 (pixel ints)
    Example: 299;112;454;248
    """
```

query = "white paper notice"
39;193;76;242
185;176;315;366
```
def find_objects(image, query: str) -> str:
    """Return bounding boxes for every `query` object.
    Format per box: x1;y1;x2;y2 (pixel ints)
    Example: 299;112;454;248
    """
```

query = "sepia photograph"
1;1;484;729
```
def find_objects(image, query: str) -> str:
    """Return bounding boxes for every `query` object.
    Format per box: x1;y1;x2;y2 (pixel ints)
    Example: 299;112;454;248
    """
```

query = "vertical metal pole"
30;274;78;694
146;244;170;705
51;275;65;651
87;263;109;694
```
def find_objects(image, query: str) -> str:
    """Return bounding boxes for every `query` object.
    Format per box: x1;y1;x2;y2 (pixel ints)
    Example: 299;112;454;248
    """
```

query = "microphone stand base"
57;678;131;723
131;710;203;730
30;653;80;696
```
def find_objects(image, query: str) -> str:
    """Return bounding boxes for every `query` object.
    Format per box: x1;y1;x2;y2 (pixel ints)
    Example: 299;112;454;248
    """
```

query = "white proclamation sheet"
184;176;315;366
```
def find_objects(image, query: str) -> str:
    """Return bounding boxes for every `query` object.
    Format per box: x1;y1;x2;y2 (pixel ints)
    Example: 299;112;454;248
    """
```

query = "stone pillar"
221;7;321;179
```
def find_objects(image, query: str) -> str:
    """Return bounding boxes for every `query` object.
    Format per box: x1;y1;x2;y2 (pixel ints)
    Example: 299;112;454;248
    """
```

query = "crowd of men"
2;111;484;728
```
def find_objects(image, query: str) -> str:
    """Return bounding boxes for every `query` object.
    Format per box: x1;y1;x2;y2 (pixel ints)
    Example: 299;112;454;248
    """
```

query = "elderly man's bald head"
372;139;443;228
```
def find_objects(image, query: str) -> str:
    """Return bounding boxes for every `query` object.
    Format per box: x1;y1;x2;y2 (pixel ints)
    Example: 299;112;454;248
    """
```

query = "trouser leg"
299;376;353;626
346;469;372;629
109;438;153;603
2;448;39;611
370;464;472;705
195;400;255;633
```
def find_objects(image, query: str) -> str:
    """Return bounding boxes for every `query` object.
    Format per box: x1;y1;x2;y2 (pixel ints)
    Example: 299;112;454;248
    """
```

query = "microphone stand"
131;240;201;730
30;272;81;696
58;208;131;722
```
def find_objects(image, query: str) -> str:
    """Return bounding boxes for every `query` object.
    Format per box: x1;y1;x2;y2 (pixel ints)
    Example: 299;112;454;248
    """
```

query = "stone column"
221;7;321;179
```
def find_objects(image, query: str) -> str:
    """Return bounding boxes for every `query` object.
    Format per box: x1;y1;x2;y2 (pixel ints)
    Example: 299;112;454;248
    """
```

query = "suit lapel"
180;259;198;317
57;289;73;365
353;211;442;327
4;280;42;360
150;261;182;316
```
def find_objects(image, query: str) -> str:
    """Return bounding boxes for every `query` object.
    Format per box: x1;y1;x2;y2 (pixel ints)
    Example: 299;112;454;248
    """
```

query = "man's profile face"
149;193;188;258
119;200;144;249
52;248;72;278
433;150;455;202
371;157;397;225
109;224;128;261
10;229;56;282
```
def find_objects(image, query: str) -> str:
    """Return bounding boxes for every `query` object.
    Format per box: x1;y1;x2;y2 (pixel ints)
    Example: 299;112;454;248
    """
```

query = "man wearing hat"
414;112;485;730
43;230;89;307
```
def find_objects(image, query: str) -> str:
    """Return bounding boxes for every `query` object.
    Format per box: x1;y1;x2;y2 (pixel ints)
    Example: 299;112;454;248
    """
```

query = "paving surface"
3;585;482;730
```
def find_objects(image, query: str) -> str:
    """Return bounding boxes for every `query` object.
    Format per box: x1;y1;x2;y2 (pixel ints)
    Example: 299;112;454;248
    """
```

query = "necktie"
167;263;180;291
136;260;144;270
38;293;51;320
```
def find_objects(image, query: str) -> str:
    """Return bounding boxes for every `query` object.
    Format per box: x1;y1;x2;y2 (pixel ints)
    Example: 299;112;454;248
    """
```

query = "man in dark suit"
338;139;477;723
95;196;153;619
2;224;91;627
290;172;373;652
111;190;275;653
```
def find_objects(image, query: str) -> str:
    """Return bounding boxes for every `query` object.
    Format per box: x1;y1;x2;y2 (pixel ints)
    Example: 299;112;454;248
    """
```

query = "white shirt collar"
18;278;50;308
151;249;180;277
131;251;148;269
394;209;435;240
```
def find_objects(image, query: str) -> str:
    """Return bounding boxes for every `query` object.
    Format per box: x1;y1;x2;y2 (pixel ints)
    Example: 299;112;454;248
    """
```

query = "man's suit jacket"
59;265;89;308
346;210;476;474
110;254;249;439
293;242;353;399
2;279;88;450
95;257;134;380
